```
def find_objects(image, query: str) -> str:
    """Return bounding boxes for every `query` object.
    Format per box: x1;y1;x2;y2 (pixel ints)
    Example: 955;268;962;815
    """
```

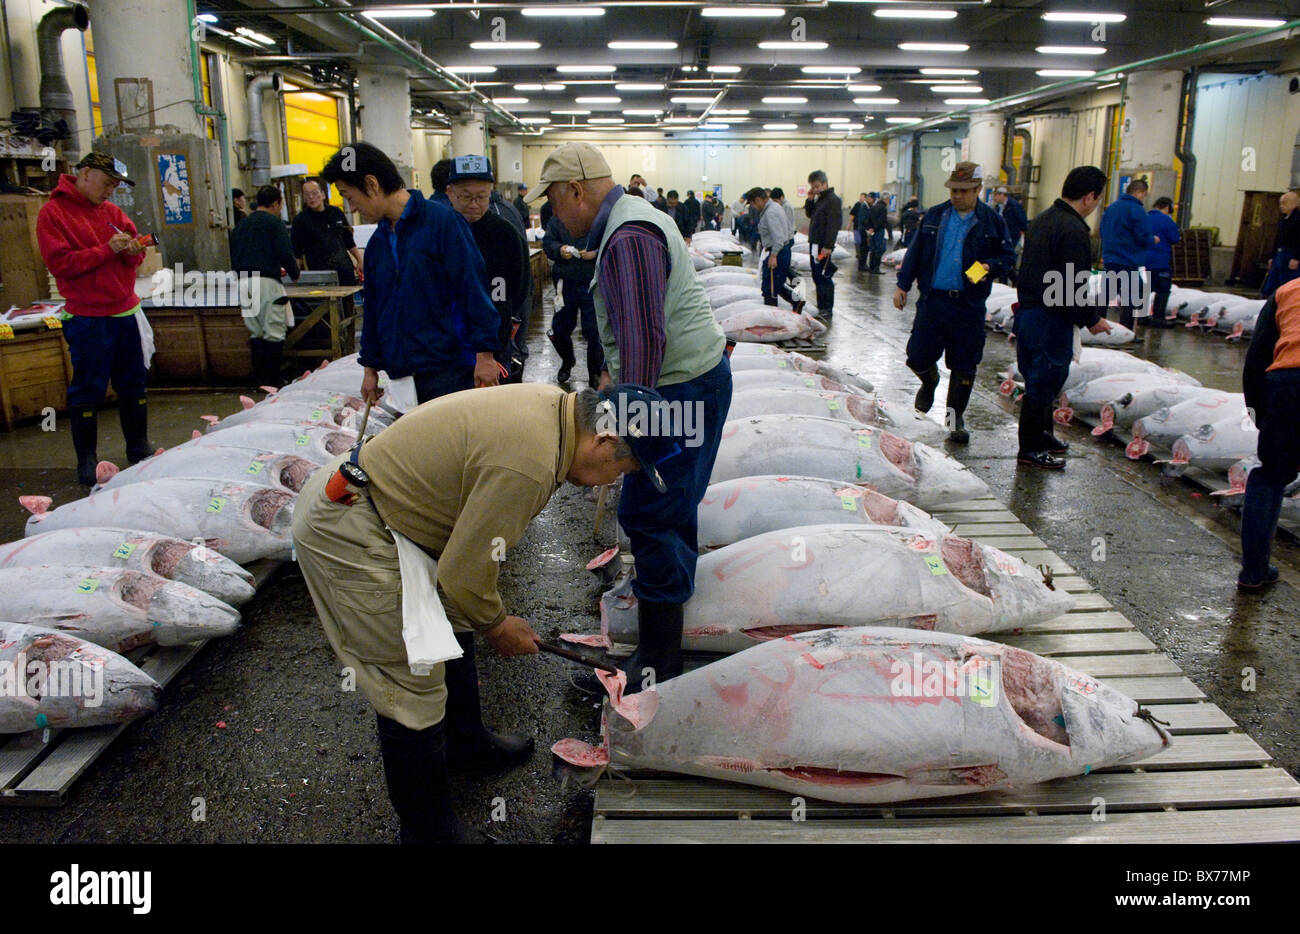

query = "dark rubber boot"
443;631;535;772
118;397;155;464
69;406;98;486
621;601;685;696
1018;395;1046;456
1239;469;1285;589
375;715;467;844
912;365;941;414
945;370;976;443
547;330;575;383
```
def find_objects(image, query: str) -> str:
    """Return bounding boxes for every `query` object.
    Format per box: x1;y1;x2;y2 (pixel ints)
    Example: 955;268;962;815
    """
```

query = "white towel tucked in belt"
389;526;463;674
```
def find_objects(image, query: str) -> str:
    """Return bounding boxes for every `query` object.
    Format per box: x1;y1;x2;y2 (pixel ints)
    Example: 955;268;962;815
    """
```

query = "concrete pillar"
1117;69;1184;203
450;112;487;158
494;134;524;184
358;65;413;185
967;111;1004;198
90;0;204;137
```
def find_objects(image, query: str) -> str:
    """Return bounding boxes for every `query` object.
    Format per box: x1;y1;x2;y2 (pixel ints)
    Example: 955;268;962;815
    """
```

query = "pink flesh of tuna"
876;432;916;478
116;571;165;610
1002;647;1068;746
940;537;990;597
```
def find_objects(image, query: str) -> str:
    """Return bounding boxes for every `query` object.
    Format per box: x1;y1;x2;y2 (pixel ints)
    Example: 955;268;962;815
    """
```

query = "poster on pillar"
156;153;193;226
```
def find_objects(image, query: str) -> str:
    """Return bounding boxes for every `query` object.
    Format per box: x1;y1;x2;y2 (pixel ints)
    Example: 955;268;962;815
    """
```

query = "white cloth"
389;527;463;675
384;375;419;413
134;306;154;368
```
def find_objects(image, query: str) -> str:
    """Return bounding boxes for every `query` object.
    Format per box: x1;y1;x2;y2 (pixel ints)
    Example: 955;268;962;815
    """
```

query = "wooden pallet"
589;498;1300;843
0;559;282;807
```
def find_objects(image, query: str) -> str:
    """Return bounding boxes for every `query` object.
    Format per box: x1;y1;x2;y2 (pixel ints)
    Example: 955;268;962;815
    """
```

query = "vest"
590;194;725;386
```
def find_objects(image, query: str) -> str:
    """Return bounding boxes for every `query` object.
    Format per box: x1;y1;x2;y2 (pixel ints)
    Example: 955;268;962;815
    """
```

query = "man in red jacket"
36;152;152;485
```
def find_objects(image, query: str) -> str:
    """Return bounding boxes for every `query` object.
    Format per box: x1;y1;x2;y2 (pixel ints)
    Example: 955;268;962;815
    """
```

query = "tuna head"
965;542;1075;631
114;571;241;645
151;540;257;606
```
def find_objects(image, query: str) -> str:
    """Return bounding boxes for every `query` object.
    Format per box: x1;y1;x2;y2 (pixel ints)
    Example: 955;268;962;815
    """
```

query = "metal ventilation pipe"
1002;118;1017;186
37;3;89;162
246;73;281;186
1014;128;1033;196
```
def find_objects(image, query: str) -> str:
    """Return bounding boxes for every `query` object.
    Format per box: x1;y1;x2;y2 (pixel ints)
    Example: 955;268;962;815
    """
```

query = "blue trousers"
1241;374;1300;581
1260;248;1300;299
63;314;148;408
809;246;836;314
1013;305;1075;451
905;290;987;373
760;242;797;307
618;355;732;604
414;367;474;404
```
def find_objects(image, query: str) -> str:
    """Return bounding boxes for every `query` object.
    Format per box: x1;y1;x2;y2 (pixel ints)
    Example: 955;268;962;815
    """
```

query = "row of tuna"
985;281;1136;346
698;263;827;344
1;355;388;734
1166;286;1265;341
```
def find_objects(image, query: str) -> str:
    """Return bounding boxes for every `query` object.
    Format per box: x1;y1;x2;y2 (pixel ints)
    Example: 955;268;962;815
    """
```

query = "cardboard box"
0;193;50;309
136;246;162;279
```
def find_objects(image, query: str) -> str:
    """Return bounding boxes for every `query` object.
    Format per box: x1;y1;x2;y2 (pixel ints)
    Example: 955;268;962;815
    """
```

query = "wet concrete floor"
0;268;1294;843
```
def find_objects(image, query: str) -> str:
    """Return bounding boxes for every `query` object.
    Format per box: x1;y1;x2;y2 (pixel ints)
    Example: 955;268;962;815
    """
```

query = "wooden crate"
1172;228;1213;285
0;327;72;430
0;193;51;310
144;306;251;384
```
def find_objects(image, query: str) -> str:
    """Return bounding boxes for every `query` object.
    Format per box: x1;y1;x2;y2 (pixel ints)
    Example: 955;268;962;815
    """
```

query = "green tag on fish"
840;495;857;511
924;555;946;576
776;360;787;368
245;460;266;475
295;434;310;446
826;399;840;411
310;409;324;420
857;434;872;449
207;496;226;514
35;713;48;728
803;377;816;387
75;578;99;594
969;673;996;707
111;542;136;560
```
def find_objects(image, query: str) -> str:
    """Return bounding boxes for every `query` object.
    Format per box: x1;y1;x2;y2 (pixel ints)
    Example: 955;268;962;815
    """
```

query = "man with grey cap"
893;161;1014;444
992;186;1028;285
529;141;733;694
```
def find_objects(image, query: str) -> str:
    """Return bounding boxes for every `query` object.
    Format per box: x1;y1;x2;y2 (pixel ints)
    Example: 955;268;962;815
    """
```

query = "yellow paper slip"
965;261;988;283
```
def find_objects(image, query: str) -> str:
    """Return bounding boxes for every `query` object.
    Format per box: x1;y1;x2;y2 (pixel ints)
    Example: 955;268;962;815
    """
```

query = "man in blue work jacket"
893;162;1015;444
322;142;501;404
1144;196;1181;327
1100;178;1154;330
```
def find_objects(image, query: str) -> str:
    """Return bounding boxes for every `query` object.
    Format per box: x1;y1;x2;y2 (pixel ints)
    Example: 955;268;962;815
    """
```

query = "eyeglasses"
451;191;491;206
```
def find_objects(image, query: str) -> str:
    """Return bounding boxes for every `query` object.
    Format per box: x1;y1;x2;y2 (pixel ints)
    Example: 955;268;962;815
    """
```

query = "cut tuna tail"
19;495;52;516
1053;406;1074;425
998;377;1017;397
1125;437;1150;459
1228;322;1245;342
260;385;278;393
1092;405;1115;437
1170;439;1192;466
200;415;219;425
95;460;120;484
239;396;255;410
598;667;661;729
560;632;611;648
551;737;610;788
585;546;619;572
1185;313;1200;328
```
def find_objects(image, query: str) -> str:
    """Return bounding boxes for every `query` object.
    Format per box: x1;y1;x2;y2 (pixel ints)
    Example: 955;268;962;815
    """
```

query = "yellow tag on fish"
776;360;787;368
310;409;324;420
840;495;857;511
0;324;13;341
75;578;99;594
857;434;872;449
826;399;840;411
803;377;816;387
969;672;996;706
295;434;310;446
207;496;226;513
111;542;136;560
965;261;988;284
924;555;947;575
245;460;266;475
43;316;62;330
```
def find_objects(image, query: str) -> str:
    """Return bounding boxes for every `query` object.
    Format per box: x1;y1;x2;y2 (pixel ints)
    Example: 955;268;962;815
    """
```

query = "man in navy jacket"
322;143;501;404
1144;196;1181;327
993;186;1028;284
1100;178;1154;329
893;162;1014;444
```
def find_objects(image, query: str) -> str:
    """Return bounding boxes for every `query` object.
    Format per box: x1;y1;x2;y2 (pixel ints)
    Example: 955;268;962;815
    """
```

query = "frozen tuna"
201;398;366;435
1170;410;1259;471
711;416;989;509
1127;391;1245;458
725;386;946;444
1093;382;1221;436
554;627;1169;803
0;622;161;733
0;528;256;606
96;446;318;495
727;349;875;395
164;423;355;466
597;524;1072;653
1055;373;1186;424
698;476;950;549
0;566;240;653
718;305;826;343
21;480;296;564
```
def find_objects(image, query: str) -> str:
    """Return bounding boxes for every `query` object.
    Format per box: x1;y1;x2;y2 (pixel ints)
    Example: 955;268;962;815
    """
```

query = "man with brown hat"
36;152;153;485
529;141;732;694
893;161;1014;444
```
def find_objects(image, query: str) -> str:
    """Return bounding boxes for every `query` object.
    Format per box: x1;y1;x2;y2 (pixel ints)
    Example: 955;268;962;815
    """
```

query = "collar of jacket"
52;173;95;208
1052;198;1089;228
556;390;578;483
586;184;626;248
378;188;423;238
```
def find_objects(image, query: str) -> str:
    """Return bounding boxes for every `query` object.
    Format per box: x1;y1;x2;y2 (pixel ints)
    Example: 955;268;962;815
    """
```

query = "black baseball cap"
595;384;683;493
448;154;495;183
76;151;135;186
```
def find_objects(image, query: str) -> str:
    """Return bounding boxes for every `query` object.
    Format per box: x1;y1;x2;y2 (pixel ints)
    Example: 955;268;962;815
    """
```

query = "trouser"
63;312;149;409
551;278;604;380
1260;248;1300;299
854;229;867;268
414;368;475;404
904;290;987;374
1240;375;1300;581
1102;264;1145;329
1013;305;1075;453
761;242;797;308
1150;268;1173;320
809;246;836;314
902;228;917;249
868;229;887;272
998;239;1022;285
375;713;461;844
249;337;284;387
618;355;733;605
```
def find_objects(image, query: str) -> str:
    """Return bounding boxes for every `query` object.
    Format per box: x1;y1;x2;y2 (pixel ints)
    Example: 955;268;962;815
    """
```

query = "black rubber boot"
945;370;976;444
248;337;265;385
375;714;468;844
68;406;98;486
1239;469;1285;590
912;365;942;414
261;340;284;389
547;330;575;383
621;600;685;696
118;396;155;464
443;631;535;772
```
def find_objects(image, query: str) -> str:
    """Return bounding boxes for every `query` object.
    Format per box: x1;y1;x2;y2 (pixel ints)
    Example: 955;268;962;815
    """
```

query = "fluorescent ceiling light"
945;98;989;106
885;116;921;124
680;65;697;72
847;84;883;93
1206;17;1287;28
1036;69;1096;77
552;109;592;115
853;97;899;105
663;116;699;123
235;26;275;46
763;123;798;130
1043;12;1126;23
813;117;849;123
470;41;539;50
801;65;861;75
762;96;807;104
828;122;864;129
521;117;551;124
446;66;497;75
1095;81;1120;90
492;97;529;104
701;7;785;18
575;96;621;103
920;68;978;76
713;108;751;115
515;83;565;91
364;7;435;19
588;118;624;124
670;96;717;104
615;83;666;91
899;42;968;52
557;65;617;73
608;40;678;50
1036;45;1107;55
758;41;828;50
196;13;218;23
624;109;664;115
707;65;743;73
700;122;730;129
931;85;983;93
874;9;957;19
522;6;605;16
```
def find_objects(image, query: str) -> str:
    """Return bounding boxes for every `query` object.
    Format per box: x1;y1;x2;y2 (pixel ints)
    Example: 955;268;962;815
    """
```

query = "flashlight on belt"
324;460;369;505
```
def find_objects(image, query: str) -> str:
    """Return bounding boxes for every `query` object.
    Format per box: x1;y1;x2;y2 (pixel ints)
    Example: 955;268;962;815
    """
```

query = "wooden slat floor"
590;497;1300;843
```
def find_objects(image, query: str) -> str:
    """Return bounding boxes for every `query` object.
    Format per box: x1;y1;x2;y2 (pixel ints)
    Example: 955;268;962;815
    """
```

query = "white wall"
1018;86;1119;229
411;129;449;193
1189;72;1300;247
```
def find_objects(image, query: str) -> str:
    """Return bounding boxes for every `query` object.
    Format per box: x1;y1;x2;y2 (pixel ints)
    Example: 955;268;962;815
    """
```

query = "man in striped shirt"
532;143;732;693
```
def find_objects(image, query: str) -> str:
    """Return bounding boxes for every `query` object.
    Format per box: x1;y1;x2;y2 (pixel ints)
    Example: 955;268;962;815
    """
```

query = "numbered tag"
825;399;840;411
245;460;266;475
294;434;310;446
111;542;137;560
969;672;996;707
310;409;324;420
776;360;787;368
0;324;13;341
803;377;816;387
857;434;872;449
840;495;858;511
43;316;62;330
207;496;226;513
924;555;947;576
75;578;99;594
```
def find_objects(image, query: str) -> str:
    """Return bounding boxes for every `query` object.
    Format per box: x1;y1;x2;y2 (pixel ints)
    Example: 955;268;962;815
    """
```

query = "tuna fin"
200;415;219;425
19;495;52;516
551;738;609;789
560;633;612;648
259;385;278;393
192;430;202;440
600;668;660;730
154;447;165;457
95;460;120;484
239;395;255;410
317;359;329;370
